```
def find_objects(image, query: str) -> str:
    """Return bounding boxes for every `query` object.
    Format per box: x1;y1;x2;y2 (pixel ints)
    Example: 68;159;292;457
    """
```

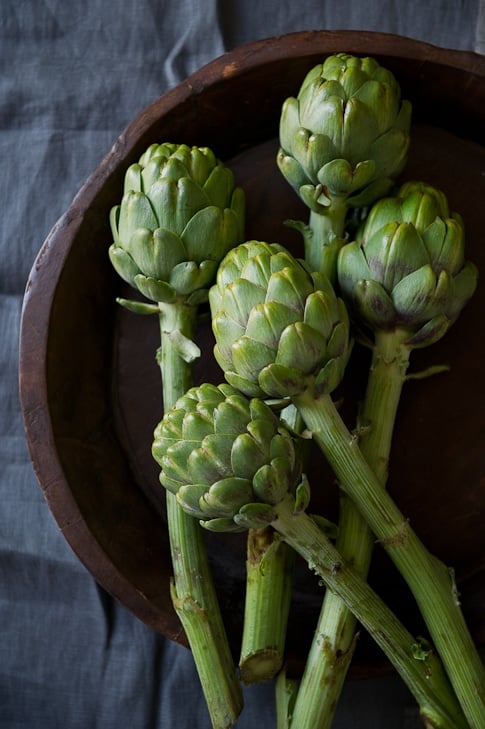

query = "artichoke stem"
271;495;468;729
275;669;299;729
239;527;295;684
239;403;302;685
158;299;199;410
292;386;485;729
304;202;347;283
289;329;412;729
158;300;243;729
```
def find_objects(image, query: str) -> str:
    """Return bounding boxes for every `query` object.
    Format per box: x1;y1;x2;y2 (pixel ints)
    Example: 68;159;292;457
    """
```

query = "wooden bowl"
19;31;485;678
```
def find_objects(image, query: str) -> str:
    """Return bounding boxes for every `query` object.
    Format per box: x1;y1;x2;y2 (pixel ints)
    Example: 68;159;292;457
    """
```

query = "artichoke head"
109;143;245;303
209;241;351;399
152;382;304;532
338;181;478;346
277;53;412;213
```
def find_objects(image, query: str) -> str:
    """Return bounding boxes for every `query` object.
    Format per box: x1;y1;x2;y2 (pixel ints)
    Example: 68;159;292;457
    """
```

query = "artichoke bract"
209;241;351;399
277;53;412;213
152;382;305;533
337;181;478;346
109;142;245;303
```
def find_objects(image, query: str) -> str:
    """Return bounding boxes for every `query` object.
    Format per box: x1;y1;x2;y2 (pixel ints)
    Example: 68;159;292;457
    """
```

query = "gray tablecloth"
1;2;482;727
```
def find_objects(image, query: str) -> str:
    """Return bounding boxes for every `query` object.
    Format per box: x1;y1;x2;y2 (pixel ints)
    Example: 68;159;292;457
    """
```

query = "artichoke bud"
277;53;412;213
210;241;351;399
338;182;478;345
152;383;304;531
109;142;245;302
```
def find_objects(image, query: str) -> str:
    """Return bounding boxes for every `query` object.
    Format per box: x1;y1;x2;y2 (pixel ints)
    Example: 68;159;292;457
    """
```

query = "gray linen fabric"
0;1;482;727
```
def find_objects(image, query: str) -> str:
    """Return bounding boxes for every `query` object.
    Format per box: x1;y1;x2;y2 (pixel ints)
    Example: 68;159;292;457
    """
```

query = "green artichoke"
209;241;351;399
109;142;245;303
152;382;305;533
277;53;412;213
337;181;478;346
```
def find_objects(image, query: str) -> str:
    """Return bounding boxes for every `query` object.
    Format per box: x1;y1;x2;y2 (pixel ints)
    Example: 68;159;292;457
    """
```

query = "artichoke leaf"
169;259;218;295
427;217;465;275
176;483;209;518
129;227;183;280
276;151;310;193
294;475;311;513
364;222;427;291
114;298;159;315
258;363;307;398
245;302;300;347
186;449;225;488
337;240;373;292
447;261;478;319
342;98;380;162
265;266;312;311
233;503;277;530
353;278;396;328
405;315;451;349
326;319;351;361
123;163;144;194
303;289;341;341
277;321;327;373
224;370;266;399
299;183;331;212
181;410;214;441
353;79;399;132
215;278;266;325
346;176;394;208
253;459;292;505
205;476;255;516
314;357;342;396
300;96;343;142
391;265;438;321
108;244;141;285
213;399;252;437
246;417;277;448
368;127;409;179
181;206;237;262
134;274;177;303
117;190;159;242
278;97;302;153
231;336;276;381
231;433;268;480
202;164;235;209
203;517;247;533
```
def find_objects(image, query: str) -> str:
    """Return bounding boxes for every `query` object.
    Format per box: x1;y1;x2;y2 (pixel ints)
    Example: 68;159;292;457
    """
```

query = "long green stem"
238;405;301;684
292;385;485;729
290;329;411;729
239;527;294;683
299;203;347;284
270;495;468;729
275;669;299;729
158;300;242;729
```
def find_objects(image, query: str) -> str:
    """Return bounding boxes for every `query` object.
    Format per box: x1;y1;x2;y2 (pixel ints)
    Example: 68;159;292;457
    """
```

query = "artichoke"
152;382;305;533
152;382;473;729
337;181;478;346
209;241;351;399
277;53;412;213
109;142;245;303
